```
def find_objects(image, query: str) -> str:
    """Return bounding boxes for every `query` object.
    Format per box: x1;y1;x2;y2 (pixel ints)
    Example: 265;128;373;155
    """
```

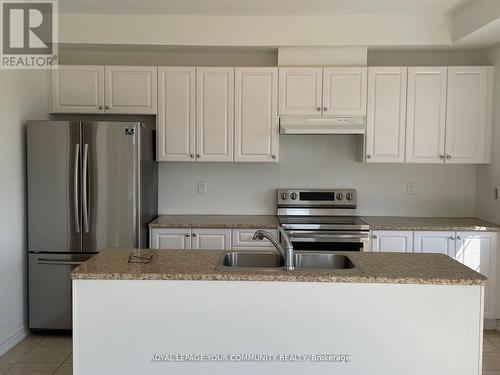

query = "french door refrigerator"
27;120;157;329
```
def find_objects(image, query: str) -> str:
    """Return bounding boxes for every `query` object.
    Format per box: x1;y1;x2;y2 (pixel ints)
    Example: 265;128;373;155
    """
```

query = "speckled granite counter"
72;249;486;285
361;216;500;232
149;215;278;229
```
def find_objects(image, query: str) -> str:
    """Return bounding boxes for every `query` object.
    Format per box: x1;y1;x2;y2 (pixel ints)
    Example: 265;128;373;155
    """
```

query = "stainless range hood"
279;116;365;135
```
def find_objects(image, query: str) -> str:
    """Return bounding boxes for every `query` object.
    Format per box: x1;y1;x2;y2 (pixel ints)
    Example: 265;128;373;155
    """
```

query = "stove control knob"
290;192;298;200
346;192;353;201
336;192;344;201
280;192;289;200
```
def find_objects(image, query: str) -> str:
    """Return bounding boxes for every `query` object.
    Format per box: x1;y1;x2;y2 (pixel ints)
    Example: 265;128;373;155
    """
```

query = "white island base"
73;279;484;375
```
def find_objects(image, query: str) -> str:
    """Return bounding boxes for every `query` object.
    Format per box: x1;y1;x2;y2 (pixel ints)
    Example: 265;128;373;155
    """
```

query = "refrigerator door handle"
73;143;80;233
82;143;90;233
37;259;86;266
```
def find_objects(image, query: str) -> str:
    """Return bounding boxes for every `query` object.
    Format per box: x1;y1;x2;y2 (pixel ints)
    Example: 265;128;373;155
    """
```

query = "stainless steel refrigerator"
27;120;157;329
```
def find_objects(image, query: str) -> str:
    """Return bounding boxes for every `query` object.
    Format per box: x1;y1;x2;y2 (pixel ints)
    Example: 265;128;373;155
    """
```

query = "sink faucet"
253;228;294;271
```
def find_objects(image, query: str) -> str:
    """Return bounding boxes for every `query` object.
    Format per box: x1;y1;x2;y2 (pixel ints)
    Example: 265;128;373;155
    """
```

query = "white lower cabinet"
371;229;496;319
232;228;278;250
413;231;456;256
370;231;413;252
150;228;191;250
191;229;231;250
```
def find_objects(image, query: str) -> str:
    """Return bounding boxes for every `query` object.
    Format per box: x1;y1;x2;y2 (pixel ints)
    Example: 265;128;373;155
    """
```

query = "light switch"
198;181;207;194
407;182;416;195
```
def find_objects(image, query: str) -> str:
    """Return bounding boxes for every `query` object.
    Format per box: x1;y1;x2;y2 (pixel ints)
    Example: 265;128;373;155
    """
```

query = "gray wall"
159;135;477;216
0;71;49;352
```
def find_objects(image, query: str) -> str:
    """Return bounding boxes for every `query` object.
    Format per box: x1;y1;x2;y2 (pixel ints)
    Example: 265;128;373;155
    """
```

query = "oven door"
285;230;369;252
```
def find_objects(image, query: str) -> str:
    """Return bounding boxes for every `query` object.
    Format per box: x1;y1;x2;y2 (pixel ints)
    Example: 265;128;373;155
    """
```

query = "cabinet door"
191;229;231;250
406;67;447;164
413;231;455;256
104;66;157;114
234;68;279;162
366;67;407;163
232;228;278;250
370;231;413;252
445;67;493;164
51;65;104;113
278;67;322;116
455;232;496;318
196;68;234;162
322;67;367;116
150;229;191;250
157;67;196;162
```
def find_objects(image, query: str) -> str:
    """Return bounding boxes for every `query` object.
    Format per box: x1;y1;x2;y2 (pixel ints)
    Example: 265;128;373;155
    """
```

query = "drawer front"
232;228;278;249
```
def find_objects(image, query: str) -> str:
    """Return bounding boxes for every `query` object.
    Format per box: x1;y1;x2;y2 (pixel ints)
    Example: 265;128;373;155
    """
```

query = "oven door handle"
287;231;369;240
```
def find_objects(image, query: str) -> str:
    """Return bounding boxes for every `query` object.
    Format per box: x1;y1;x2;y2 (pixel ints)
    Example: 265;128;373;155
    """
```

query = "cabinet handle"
185;234;190;237
323;107;328;112
98;105;104;110
366;155;372;159
439;155;445;160
450;236;455;240
105;105;110;110
446;155;452;160
457;235;462;240
271;154;277;159
192;233;197;238
316;107;321;112
190;154;194;158
372;235;378;239
196;154;201;158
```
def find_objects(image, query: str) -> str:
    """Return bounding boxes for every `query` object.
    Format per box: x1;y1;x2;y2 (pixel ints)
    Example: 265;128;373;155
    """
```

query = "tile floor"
2;330;500;374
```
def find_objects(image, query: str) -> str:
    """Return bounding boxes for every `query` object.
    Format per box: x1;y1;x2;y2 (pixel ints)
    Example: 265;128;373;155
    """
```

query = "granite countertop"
72;249;486;286
361;216;500;232
149;215;278;229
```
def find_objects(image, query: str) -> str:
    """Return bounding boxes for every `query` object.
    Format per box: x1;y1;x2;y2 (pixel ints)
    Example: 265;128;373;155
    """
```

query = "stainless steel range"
277;189;370;251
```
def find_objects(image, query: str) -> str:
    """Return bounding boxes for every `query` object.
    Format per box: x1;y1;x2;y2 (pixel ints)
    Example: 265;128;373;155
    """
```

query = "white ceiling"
59;0;473;16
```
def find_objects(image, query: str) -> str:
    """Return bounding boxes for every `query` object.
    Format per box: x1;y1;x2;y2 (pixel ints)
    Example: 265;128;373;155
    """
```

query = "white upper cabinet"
235;68;279;162
413;231;456;257
406;67;448;164
52;65;157;114
104;66;157;114
445;67;493;164
370;231;413;252
157;67;196;162
366;67;407;163
51;65;104;113
196;67;234;162
322;67;367;116
278;67;323;116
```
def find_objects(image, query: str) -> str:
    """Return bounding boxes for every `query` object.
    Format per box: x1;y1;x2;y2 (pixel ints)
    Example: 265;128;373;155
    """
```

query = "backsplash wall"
158;135;476;216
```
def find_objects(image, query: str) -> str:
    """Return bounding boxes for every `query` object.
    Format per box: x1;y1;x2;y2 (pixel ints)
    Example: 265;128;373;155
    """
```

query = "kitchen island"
72;249;486;375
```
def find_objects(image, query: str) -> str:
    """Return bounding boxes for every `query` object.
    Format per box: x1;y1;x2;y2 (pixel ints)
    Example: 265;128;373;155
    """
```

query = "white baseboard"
0;325;29;357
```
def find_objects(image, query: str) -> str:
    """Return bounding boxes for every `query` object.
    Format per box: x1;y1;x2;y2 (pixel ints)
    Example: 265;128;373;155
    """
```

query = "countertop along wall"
0;70;49;354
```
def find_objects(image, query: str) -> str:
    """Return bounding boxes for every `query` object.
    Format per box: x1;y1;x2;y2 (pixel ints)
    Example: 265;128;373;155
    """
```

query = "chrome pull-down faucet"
253;227;294;271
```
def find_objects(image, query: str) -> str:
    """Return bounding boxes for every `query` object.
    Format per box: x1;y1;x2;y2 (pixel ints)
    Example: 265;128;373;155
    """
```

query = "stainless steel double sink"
217;251;356;272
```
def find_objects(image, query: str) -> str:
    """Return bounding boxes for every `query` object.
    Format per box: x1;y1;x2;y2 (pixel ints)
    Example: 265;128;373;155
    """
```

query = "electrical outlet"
198;181;207;194
407;182;416;195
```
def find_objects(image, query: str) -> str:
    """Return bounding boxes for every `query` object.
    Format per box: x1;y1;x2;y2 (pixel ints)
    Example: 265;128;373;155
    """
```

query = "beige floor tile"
5;363;58;375
0;363;12;375
484;352;500;371
485;338;500;353
0;347;33;364
16;335;44;348
38;336;72;348
53;364;72;375
19;346;71;365
63;354;72;364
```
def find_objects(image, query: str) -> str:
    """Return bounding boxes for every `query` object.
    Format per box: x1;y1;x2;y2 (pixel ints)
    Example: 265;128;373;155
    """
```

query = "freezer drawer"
29;253;94;330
